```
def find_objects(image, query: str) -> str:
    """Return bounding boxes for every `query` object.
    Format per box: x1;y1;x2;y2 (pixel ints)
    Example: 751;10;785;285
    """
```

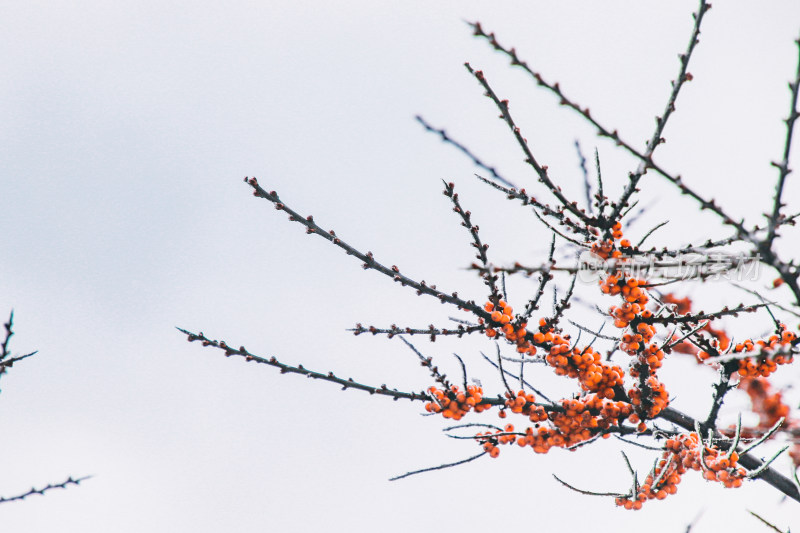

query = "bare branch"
389;451;487;481
0;476;91;505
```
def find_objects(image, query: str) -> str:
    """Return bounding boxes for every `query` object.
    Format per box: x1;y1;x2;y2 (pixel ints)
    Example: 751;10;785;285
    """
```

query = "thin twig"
0;476;91;505
389;452;487;481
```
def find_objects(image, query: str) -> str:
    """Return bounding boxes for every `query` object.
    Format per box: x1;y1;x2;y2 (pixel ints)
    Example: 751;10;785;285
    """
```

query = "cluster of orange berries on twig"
731;328;796;378
425;384;489;420
596;225;671;421
738;377;800;468
478;424;518;458
742;377;792;430
501;389;546;419
661;293;800;470
482;300;536;355
480;296;627;399
421;217;796;503
541;331;625;399
489;391;635;456
627;378;670;423
616;431;746;509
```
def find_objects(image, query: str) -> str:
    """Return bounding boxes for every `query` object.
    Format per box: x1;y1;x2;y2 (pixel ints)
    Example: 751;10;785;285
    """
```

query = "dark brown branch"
0;351;37;370
766;34;800;246
607;0;712;225
416;116;516;188
464;63;595;227
659;407;800;503
574;140;593;215
243;178;490;320
473;174;593;238
389;451;487;481
443;181;501;300
638;302;770;325
350;323;486;340
0;310;15;379
180;328;433;403
468;5;752;242
0;476;91;505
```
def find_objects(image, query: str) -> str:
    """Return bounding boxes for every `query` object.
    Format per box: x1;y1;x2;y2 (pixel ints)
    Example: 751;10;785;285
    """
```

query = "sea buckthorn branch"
243;177;489;318
397;337;454;391
452;352;471;393
350;323;486;341
701;327;798;378
480;11;800;309
663;320;709;352
0;310;16;381
442;181;500;300
654;295;800;471
556;451;648;503
612;420;797;509
765;34;800;247
747;510;790;533
744;445;790;480
552;473;629;498
542;272;577;331
568;320;619;343
635;220;669;248
600;268;669;424
738;417;787;457
194;5;800;518
635;234;743;260
636;302;770;326
0;310;88;505
478;350;554;404
493;344;515;396
529;207;590;248
702;366;736;430
755;233;800;308
657;407;800;502
0;351;37;371
415;115;516;188
242;178;645;437
0;476;91;505
614;433;668;451
473;174;593;238
604;0;711;226
521;234;556;320
591;151;611;217
573;140;594;215
179;328;434;403
464;63;596;228
388;451;487;481
0;312;38;377
468;3;747;241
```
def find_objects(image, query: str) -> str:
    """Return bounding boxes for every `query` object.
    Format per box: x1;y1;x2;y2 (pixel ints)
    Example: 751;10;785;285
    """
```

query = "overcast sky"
2;1;800;532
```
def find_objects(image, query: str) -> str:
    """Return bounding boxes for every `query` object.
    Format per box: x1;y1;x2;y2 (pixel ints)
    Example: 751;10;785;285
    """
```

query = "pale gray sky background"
2;1;800;532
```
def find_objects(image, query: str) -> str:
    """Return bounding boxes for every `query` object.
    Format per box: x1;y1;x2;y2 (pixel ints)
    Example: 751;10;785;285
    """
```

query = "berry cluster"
482;300;537;355
616;432;746;510
477;424;517;458
732;327;796;378
627;378;669;424
542;332;624;399
425;385;489;420
481;300;626;399
590;222;625;260
502;390;547;420
742;377;791;429
598;227;669;421
488;392;635;457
